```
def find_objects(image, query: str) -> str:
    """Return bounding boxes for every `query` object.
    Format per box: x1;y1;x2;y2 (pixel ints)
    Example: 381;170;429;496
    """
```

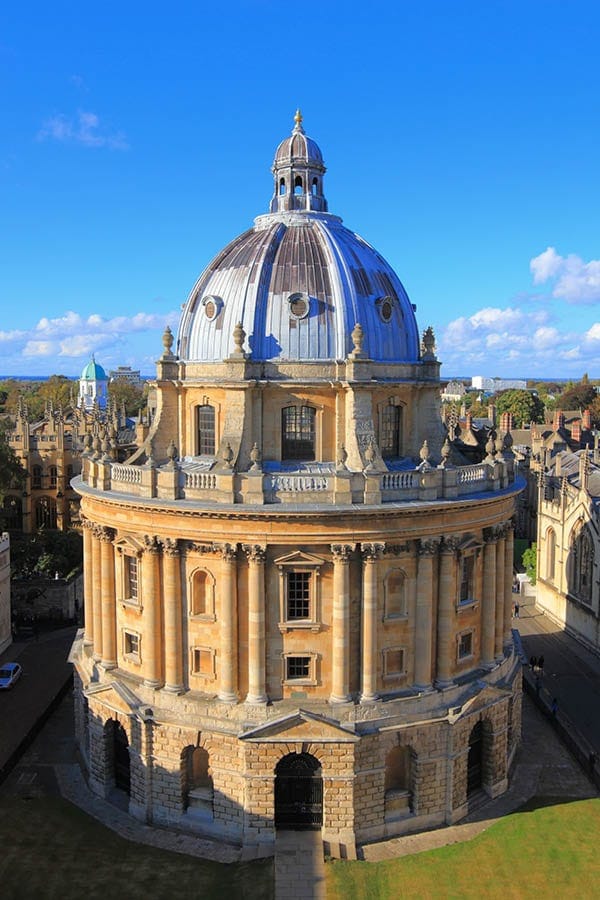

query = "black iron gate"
467;721;483;795
275;753;323;829
113;721;131;795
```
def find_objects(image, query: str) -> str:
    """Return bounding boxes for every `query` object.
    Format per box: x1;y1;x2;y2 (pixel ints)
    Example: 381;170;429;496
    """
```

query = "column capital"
440;536;461;554
418;537;440;557
384;542;411;556
95;525;115;543
143;534;161;554
331;543;355;561
243;543;266;563
484;525;502;544
161;537;180;557
216;542;238;561
361;542;385;561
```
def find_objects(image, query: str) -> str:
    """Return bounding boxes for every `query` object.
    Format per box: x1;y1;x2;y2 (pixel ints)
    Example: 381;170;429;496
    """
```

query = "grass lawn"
327;797;600;900
0;796;273;900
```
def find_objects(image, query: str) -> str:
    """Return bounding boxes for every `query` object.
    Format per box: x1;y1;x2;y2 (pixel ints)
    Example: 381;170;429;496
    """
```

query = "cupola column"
503;522;515;649
99;527;117;669
91;524;103;661
330;544;355;703
142;537;162;688
482;529;498;669
494;531;506;661
360;543;384;702
218;543;238;702
244;545;268;704
414;539;439;691
436;538;458;687
162;539;183;693
82;519;94;645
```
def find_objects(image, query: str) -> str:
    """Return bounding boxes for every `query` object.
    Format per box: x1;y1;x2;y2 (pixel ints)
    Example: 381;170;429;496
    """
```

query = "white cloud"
585;323;600;341
530;247;600;305
37;110;128;150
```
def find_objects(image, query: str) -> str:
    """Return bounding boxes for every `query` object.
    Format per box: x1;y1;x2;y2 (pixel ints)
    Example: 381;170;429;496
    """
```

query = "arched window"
546;528;556;582
181;744;213;814
32;465;43;490
36;498;57;529
196;404;215;456
311;177;318;196
570;522;594;605
281;405;316;461
294;175;303;195
279;177;286;195
191;569;214;617
380;404;402;458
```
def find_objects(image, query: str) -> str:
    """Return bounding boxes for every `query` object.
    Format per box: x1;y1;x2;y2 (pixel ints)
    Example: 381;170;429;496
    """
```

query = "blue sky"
1;0;599;380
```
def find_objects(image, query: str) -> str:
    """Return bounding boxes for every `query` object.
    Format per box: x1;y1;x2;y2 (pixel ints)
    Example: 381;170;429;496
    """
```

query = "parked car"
0;662;22;689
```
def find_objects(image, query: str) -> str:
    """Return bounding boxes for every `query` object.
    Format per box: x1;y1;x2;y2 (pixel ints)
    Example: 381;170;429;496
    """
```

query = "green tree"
0;419;26;504
496;390;545;427
38;374;74;409
108;379;147;416
522;544;537;585
556;380;597;411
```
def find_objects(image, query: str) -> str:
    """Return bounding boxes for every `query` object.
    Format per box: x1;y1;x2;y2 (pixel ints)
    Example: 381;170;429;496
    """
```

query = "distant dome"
177;113;419;365
80;356;107;381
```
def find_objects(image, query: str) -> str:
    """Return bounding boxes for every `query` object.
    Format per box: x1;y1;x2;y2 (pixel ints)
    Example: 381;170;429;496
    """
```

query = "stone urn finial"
418;439;431;470
222;442;234;469
162;325;174;357
439;436;451;468
167;439;178;467
250;442;262;472
231;322;247;359
421;325;436;361
364;438;376;471
336;444;348;471
350;322;365;359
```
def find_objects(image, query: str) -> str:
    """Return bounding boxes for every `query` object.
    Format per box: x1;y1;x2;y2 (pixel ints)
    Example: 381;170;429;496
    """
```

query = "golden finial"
294;108;303;129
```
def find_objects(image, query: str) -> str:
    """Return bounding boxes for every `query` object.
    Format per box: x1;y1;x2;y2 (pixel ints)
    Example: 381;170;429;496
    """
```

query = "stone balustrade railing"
79;455;515;506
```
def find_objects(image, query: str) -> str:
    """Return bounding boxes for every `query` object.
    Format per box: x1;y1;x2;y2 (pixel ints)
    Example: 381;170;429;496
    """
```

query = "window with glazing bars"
287;572;311;619
281;406;315;460
286;656;311;679
459;556;474;603
125;556;138;602
197;404;215;456
380;405;401;458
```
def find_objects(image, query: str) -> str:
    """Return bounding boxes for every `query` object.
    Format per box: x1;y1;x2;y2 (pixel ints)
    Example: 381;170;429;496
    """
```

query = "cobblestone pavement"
274;830;326;900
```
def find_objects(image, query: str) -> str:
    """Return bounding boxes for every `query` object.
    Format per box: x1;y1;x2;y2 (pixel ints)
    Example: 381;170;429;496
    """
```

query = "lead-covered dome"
177;113;420;364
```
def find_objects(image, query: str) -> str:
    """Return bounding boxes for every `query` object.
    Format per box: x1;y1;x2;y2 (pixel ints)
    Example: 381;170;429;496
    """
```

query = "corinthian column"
91;524;103;661
162;538;183;693
504;522;515;649
360;542;384;703
495;530;506;661
82;518;93;645
330;544;354;703
243;544;267;704
142;535;162;688
482;529;498;669
218;543;238;702
414;539;439;691
99;527;116;669
436;537;458;688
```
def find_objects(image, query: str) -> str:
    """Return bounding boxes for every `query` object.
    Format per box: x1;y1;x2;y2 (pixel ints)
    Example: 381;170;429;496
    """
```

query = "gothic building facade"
70;114;523;856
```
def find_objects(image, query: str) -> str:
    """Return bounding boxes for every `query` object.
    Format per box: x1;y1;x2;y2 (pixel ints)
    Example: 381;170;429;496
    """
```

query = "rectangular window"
124;631;140;660
197;405;216;456
380;405;401;458
286;656;311;680
192;648;215;678
281;405;316;461
458;632;473;659
459;556;474;603
125;556;138;602
287;572;311;619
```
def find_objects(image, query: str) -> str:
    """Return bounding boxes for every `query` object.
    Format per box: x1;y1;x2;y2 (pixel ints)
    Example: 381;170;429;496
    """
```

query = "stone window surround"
123;628;141;664
190;645;217;681
191;396;221;460
281;651;318;686
457;628;474;661
277;557;323;633
275;399;324;463
189;566;216;621
382;645;407;680
382;566;409;621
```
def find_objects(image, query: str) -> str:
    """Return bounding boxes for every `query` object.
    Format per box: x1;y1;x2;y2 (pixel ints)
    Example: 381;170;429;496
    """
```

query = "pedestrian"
538;655;544;674
514;601;520;618
529;655;537;670
551;697;558;716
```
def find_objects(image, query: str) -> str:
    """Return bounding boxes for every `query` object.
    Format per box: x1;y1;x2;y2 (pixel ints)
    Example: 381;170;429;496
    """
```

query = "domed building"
70;112;523;857
79;355;109;411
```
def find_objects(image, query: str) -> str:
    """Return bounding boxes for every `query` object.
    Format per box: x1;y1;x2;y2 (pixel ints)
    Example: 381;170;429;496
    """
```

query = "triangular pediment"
240;709;358;743
85;679;143;716
458;535;482;553
450;681;512;722
273;550;325;568
114;534;145;555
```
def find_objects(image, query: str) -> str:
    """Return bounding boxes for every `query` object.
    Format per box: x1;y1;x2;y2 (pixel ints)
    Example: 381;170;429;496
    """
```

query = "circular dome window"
202;295;223;321
376;296;394;323
288;292;310;320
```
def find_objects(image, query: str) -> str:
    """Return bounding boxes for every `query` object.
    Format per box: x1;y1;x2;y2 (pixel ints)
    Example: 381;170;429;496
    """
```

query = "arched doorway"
111;720;131;795
274;752;322;829
467;721;483;795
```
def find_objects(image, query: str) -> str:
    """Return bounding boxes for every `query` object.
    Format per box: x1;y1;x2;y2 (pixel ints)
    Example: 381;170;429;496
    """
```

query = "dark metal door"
275;753;323;829
113;722;131;795
467;723;483;795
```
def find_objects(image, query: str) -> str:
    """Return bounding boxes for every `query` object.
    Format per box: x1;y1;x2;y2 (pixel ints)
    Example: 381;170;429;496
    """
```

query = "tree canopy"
496;389;545;427
556;380;597;412
0;419;26;502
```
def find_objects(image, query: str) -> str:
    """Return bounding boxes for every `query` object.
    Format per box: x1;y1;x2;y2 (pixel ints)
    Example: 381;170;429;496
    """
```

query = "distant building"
471;377;527;393
441;380;466;402
0;532;11;653
109;366;143;388
79;356;109;411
